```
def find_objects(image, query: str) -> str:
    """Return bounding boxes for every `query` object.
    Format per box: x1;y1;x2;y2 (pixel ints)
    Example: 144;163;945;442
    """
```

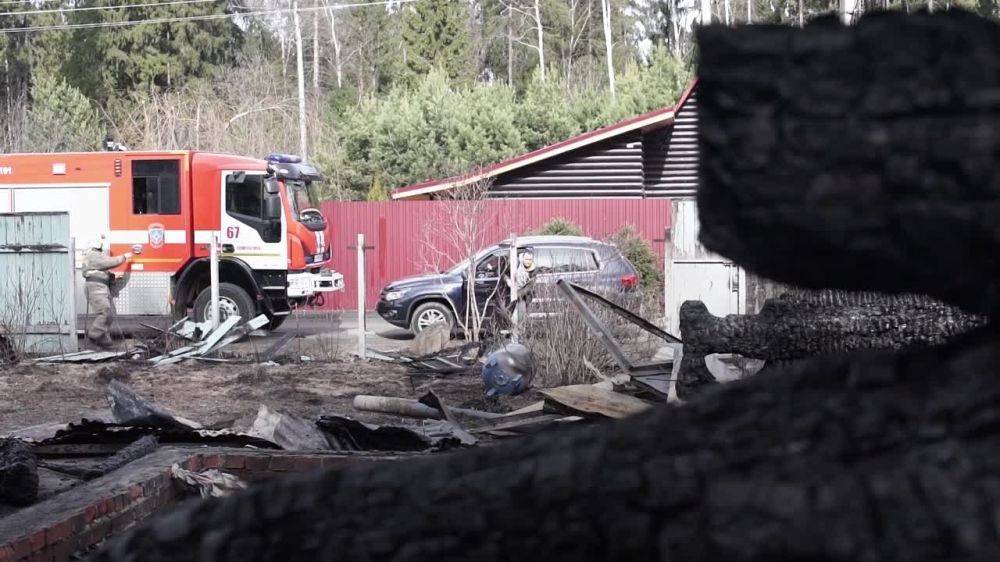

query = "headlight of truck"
384;289;407;302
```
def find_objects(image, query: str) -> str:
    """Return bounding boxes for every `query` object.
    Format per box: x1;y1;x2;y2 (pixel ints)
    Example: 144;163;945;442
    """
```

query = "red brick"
268;456;295;471
292;456;321;471
46;540;73;562
45;521;72;545
102;498;115;515
202;455;222;469
83;505;99;524
9;539;31;560
184;455;202;471
243;456;269;471
320;457;354;470
83;520;112;547
26;532;44;553
129;485;143;500
0;545;15;562
221;455;245;469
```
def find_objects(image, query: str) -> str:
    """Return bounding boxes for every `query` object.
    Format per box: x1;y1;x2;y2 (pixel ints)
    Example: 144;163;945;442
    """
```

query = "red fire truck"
0;150;343;330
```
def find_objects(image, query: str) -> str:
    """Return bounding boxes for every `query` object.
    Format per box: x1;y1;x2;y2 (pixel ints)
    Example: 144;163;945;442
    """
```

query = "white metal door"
664;198;745;335
665;261;741;333
219;171;286;271
0;189;10;212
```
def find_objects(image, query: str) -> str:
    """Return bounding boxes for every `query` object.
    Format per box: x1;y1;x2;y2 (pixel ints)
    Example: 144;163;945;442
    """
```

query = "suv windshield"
285;180;315;218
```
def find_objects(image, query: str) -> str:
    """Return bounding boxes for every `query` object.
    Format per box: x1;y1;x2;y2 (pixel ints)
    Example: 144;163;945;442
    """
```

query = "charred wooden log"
42;435;160;480
0;439;37;506
696;11;1000;318
677;290;983;398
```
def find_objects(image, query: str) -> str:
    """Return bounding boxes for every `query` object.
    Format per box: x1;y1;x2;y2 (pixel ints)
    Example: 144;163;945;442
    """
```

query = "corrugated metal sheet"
644;91;699;196
318;199;670;310
0;212;77;354
491;132;645;198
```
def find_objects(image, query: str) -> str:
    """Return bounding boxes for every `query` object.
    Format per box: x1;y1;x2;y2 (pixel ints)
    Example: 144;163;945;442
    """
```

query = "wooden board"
539;385;652;419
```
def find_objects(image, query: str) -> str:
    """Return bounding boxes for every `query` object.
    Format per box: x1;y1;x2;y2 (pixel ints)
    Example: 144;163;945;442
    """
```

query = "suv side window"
476;252;508;279
539;247;599;274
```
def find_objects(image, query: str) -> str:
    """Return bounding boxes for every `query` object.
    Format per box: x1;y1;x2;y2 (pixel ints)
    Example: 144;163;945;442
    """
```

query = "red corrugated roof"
392;79;699;199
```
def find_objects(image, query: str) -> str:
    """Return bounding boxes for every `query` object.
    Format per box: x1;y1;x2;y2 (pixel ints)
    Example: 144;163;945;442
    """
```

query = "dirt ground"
0;358;539;435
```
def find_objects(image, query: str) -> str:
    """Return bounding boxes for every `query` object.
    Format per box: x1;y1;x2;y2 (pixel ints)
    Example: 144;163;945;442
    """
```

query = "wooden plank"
469;413;564;434
539;385;652;419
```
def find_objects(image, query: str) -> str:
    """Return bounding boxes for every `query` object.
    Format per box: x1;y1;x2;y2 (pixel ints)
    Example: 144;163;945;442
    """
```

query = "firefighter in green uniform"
82;235;132;348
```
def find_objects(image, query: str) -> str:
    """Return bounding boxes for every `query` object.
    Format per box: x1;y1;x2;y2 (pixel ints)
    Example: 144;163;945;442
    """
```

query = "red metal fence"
317;199;671;310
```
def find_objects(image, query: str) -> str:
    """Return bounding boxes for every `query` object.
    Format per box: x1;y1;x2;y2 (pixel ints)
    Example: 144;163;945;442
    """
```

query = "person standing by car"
511;250;537;322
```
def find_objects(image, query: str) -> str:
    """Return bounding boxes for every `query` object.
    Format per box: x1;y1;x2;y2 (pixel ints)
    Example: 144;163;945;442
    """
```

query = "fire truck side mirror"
264;196;282;220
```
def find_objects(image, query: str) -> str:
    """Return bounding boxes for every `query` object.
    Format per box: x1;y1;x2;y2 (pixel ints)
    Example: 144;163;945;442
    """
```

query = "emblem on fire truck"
148;223;165;249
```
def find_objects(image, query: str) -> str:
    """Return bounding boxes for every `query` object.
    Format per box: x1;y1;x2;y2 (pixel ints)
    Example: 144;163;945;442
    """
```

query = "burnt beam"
696;11;1000;318
676;290;983;397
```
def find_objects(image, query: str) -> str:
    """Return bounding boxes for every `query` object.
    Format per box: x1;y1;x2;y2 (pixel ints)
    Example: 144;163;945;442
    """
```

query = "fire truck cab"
0;150;344;329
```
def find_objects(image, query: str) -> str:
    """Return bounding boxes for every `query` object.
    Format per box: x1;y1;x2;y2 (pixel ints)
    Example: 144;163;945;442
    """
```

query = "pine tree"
401;0;473;81
23;74;101;151
63;0;244;102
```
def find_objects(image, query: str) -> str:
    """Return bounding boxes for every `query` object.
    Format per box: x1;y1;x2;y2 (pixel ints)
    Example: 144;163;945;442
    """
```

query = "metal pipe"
357;232;366;358
556;279;634;372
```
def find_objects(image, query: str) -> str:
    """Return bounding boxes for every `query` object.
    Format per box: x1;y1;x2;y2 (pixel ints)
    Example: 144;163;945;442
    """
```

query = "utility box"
0;212;77;355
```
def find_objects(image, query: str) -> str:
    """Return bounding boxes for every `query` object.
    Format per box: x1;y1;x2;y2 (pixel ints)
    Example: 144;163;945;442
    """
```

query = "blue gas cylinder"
482;343;532;397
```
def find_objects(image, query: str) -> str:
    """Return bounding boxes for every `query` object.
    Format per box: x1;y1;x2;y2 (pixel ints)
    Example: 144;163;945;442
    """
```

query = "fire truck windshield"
286;180;315;217
285;179;327;232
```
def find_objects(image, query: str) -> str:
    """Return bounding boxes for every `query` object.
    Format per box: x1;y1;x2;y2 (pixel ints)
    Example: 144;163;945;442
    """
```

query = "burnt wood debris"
96;12;1000;561
0;439;37;506
677;290;984;398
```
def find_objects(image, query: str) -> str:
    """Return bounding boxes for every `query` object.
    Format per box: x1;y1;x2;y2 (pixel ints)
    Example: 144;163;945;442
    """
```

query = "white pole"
210;233;220;330
356;232;366;358
509;235;518;326
663;226;671;321
68;236;78;352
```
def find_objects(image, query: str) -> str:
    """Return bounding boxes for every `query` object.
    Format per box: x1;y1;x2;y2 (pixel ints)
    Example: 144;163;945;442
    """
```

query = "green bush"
610;225;662;290
532;217;584;236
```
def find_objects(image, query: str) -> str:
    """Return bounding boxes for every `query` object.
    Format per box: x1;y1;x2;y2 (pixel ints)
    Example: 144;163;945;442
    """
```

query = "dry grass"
289;311;347;362
488;285;664;388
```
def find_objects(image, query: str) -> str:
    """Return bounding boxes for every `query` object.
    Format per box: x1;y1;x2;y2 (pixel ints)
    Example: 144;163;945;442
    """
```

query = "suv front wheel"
409;302;455;335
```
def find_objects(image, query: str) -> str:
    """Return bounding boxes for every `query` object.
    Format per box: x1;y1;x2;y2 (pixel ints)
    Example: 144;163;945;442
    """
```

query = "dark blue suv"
376;236;639;334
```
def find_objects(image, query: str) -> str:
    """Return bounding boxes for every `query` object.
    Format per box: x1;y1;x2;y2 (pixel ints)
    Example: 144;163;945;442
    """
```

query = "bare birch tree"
600;0;615;96
563;0;592;81
504;0;546;82
312;3;321;102
325;0;344;88
415;179;513;341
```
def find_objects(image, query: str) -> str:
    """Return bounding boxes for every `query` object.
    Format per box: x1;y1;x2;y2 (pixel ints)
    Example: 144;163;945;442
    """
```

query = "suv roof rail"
502;235;596;246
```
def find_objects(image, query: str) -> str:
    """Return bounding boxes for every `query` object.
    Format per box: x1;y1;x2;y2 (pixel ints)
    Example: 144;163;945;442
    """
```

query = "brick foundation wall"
0;447;401;562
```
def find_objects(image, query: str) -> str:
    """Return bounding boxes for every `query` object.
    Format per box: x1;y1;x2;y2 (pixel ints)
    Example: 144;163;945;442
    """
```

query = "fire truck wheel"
193;283;256;325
